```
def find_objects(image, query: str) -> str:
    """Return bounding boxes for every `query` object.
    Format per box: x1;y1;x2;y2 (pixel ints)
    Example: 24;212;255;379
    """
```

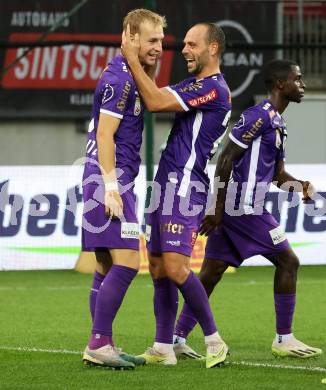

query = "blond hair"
123;8;167;34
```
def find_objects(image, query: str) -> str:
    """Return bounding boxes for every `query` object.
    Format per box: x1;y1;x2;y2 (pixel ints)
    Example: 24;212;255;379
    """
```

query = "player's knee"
164;264;187;285
279;252;300;273
199;261;226;287
149;262;166;279
148;255;166;279
288;253;300;272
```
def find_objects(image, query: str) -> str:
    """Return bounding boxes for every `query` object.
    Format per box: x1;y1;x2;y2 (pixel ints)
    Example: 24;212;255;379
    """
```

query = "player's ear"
276;79;285;90
210;42;219;56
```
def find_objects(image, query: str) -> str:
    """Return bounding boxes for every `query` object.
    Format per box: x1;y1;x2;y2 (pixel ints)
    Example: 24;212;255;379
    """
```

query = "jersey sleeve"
229;109;266;149
99;76;132;119
165;78;220;112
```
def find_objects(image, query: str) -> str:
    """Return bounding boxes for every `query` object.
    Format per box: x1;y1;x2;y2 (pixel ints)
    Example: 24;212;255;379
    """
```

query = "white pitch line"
228;360;326;373
1;346;325;373
0;286;86;291
0;346;81;355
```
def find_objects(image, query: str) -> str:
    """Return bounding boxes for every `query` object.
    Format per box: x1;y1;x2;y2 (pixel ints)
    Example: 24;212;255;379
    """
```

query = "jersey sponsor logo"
269;226;287;245
116;80;131;111
166;240;181;247
179;81;203;93
102;83;114;104
121;222;139;239
187;88;217;107
134;96;141;116
241;117;264;142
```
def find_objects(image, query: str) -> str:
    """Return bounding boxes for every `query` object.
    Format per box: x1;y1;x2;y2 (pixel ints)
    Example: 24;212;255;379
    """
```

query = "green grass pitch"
0;266;325;389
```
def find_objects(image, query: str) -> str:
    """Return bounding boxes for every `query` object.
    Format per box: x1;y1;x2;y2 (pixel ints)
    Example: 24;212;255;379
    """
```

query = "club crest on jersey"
134;96;141;116
275;128;282;149
187;88;217;107
102;84;114;104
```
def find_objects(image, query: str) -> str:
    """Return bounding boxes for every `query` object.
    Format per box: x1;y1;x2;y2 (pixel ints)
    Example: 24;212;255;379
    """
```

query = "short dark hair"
195;22;226;54
264;59;298;92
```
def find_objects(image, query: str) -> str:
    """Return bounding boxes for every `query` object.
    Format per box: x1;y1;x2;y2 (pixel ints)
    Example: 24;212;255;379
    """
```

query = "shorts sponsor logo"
121;222;139;239
160;222;184;234
187;88;217;107
145;224;151;242
166;240;181;247
269;226;286;245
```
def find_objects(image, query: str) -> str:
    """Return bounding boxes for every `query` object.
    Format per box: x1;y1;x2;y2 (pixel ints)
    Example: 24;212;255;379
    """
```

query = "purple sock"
88;334;114;350
177;271;217;336
154;278;179;344
174;303;197;339
90;264;137;349
89;271;105;322
274;293;296;335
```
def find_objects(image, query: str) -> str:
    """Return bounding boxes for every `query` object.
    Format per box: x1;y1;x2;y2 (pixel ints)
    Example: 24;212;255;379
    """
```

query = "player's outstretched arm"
200;140;245;236
121;25;183;112
273;160;315;202
97;113;123;218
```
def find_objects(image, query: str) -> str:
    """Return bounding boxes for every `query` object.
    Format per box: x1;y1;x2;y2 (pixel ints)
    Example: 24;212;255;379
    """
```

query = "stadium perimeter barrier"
0;164;325;272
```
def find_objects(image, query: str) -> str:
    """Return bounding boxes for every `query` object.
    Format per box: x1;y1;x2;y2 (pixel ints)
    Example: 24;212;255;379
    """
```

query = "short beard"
189;61;203;75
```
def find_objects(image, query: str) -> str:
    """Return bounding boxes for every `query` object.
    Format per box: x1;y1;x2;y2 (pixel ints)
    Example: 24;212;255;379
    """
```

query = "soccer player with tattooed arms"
122;22;231;368
173;59;322;359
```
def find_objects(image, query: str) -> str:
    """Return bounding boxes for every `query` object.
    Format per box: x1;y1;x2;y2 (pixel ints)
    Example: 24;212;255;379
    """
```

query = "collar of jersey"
195;72;222;82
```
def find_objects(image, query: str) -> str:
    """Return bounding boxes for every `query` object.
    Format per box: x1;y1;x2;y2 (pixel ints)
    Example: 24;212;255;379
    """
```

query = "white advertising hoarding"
0;165;325;270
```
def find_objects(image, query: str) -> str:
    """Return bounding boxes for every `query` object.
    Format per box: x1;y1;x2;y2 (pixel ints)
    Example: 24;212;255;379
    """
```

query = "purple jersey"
228;99;287;214
83;55;144;186
155;74;231;204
